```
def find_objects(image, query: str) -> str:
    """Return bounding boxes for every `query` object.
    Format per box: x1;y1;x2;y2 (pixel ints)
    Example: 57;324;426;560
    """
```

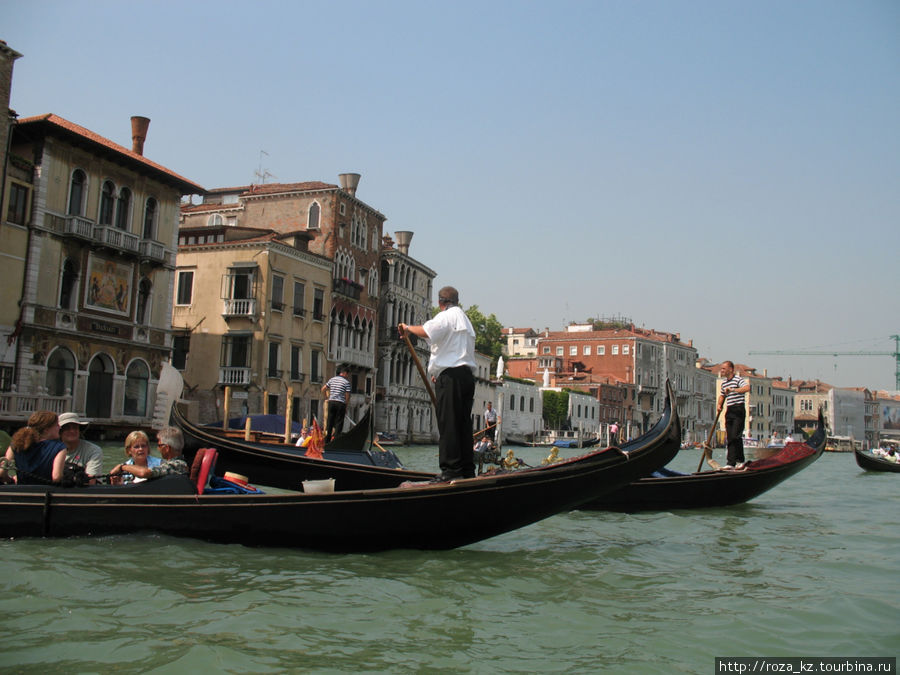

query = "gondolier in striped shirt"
717;361;751;469
322;366;351;442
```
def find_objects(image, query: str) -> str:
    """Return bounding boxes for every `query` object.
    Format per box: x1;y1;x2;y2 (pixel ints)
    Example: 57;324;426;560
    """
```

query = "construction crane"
749;335;900;390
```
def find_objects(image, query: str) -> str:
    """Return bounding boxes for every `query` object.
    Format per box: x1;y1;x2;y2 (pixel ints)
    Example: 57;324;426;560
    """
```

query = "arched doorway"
46;347;76;397
86;354;115;418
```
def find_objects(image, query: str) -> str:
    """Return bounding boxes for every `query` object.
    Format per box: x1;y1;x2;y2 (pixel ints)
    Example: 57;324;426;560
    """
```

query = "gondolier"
483;402;499;442
398;286;477;482
718;360;750;469
322;366;351;442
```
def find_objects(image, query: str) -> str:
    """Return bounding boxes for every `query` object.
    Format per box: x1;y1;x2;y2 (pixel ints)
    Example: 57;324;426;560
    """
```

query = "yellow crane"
749;335;900;389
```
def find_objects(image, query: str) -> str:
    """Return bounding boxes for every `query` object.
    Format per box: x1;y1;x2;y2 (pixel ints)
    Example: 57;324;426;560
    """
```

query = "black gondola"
582;410;826;511
854;447;900;473
0;388;680;551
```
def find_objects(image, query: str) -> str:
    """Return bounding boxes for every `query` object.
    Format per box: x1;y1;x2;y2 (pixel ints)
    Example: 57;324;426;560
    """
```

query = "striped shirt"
325;375;351;402
721;375;747;408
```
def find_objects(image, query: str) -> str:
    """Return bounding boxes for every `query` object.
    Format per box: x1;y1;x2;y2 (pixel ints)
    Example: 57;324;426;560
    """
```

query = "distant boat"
582;410;826;511
854;447;900;473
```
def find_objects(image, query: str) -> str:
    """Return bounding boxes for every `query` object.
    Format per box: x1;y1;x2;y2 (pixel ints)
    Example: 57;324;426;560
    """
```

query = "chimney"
394;231;413;255
338;172;361;197
131;116;150;155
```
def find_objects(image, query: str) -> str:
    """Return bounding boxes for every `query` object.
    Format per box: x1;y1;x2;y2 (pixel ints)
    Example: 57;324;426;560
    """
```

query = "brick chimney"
131;116;150;155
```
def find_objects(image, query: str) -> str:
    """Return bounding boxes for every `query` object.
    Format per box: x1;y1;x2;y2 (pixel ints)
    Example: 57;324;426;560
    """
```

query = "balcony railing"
0;386;72;416
219;367;251;385
94;225;140;253
64;216;94;239
333;277;362;300
331;345;375;369
139;239;166;263
266;368;283;379
290;372;306;382
223;298;257;318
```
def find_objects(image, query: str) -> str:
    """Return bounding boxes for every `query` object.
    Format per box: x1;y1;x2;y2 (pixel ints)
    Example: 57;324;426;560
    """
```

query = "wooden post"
263;390;269;415
223;386;231;430
244;416;252;441
284;386;293;443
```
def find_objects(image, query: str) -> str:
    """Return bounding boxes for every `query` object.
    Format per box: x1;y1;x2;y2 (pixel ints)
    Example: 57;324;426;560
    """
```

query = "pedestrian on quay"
398;286;476;482
717;360;751;469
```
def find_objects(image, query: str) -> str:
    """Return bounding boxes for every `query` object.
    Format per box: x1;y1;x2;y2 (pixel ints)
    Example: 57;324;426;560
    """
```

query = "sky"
5;0;899;391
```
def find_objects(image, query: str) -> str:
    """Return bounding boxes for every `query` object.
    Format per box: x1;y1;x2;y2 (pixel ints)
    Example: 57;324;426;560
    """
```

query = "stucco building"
1;112;203;427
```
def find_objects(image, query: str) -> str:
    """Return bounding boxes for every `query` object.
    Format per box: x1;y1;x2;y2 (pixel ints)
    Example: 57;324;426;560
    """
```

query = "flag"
306;418;325;459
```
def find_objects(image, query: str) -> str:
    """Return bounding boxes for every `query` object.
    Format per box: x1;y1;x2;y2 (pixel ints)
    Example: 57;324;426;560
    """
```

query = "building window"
307;202;320;230
267;342;280;378
172;334;190;370
222;335;251;368
115;187;131;230
597;346;605;355
310;350;322;383
68;169;86;216
313;288;324;320
6;182;28;225
290;345;303;380
543;347;550;354
271;275;284;311
623;344;630;355
123;360;150;416
46;348;76;396
176;271;194;305
612;345;619;355
207;214;224;227
99;180;115;225
293;281;305;316
569;346;577;356
142;197;157;239
59;258;78;310
556;347;563;356
583;345;591;356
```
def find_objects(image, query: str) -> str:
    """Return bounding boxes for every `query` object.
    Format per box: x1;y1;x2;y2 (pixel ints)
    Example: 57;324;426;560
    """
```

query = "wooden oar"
401;331;438;410
697;406;725;472
473;423;496;439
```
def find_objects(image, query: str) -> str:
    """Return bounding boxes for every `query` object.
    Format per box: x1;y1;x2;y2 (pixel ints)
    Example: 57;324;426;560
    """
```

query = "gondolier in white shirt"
398;286;477;482
717;361;751;469
321;366;351;442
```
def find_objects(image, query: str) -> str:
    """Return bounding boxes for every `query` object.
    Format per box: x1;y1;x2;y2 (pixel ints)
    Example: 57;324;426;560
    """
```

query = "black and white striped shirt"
721;375;747;408
325;375;351;403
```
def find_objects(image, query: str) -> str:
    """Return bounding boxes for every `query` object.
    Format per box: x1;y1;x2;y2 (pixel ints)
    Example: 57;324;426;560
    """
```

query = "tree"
465;304;504;365
542;390;569;429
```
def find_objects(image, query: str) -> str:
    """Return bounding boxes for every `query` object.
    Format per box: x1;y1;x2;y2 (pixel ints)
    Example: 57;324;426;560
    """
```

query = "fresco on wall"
85;254;132;315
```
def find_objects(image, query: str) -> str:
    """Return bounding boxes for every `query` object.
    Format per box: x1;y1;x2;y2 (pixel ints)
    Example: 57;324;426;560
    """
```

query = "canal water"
0;444;896;673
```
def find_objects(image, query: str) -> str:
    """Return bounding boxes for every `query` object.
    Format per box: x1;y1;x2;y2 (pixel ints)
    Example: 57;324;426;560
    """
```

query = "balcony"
64;216;94;239
290;372;306;382
219;367;251;385
331;345;375;370
333;277;362;300
223;298;257;319
94;225;140;253
139;239;166;263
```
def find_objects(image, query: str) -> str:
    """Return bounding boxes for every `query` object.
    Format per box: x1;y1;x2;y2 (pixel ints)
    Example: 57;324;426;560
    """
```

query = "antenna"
253;150;275;184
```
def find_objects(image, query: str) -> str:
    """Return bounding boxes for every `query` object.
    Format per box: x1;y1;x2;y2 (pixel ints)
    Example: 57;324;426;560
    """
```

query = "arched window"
68;169;86;216
86;354;114;418
46;348;76;397
123;360;150;416
142;197;157;239
59;258;78;310
207;213;223;227
115;187;132;230
135;277;152;324
307;202;320;230
99;180;115;225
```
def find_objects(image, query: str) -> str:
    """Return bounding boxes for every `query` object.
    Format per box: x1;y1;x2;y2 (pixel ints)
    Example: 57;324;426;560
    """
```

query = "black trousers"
325;400;346;440
435;366;476;478
725;405;746;466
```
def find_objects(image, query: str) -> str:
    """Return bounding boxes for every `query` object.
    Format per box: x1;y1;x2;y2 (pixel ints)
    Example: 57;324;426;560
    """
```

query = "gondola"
582;409;826;511
0;389;680;552
172;376;681;491
854;447;900;473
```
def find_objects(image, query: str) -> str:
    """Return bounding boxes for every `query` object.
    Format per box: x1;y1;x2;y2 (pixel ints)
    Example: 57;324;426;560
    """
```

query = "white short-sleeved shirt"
422;306;476;377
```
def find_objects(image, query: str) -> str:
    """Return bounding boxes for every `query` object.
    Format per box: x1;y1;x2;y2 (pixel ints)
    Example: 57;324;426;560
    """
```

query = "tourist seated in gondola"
118;430;162;484
294;426;311;447
110;427;187;482
59;411;104;483
0;411;67;485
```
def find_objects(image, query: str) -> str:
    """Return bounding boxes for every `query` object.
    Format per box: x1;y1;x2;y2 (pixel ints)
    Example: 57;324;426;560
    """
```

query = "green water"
0;446;896;673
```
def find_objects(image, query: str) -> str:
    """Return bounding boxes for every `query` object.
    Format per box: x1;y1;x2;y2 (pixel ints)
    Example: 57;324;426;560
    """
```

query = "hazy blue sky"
5;0;899;390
